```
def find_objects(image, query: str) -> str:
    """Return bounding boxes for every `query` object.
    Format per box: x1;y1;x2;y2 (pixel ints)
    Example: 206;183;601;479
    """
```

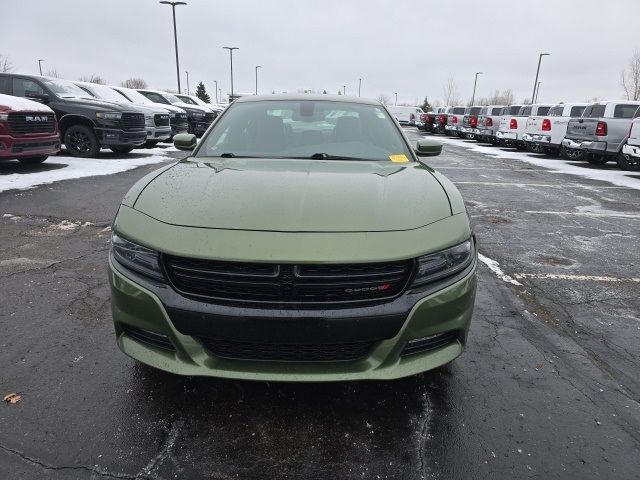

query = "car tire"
527;143;542;153
586;154;609;165
109;146;135;154
144;140;159;148
616;150;640;171
561;145;584;161
64;124;100;158
543;147;560;156
17;155;48;165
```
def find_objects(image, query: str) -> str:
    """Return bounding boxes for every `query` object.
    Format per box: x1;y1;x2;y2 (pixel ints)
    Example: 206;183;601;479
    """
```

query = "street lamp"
255;65;262;95
358;78;362;97
535;82;542;103
185;70;189;94
223;47;239;99
159;1;187;93
532;53;550;104
394;92;398;106
214;79;218;103
343;85;346;95
38;59;44;76
471;71;483;106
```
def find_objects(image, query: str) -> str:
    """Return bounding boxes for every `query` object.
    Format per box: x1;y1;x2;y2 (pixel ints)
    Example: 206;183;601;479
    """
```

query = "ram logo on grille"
25;115;49;122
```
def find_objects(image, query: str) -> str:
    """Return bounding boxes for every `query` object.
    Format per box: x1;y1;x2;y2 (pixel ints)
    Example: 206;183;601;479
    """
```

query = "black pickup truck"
0;73;147;157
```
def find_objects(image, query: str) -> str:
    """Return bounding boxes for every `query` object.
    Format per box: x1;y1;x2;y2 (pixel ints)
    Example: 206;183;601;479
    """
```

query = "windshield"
177;95;198;105
41;78;92;99
196;100;413;161
115;88;155;105
79;83;127;103
164;93;182;104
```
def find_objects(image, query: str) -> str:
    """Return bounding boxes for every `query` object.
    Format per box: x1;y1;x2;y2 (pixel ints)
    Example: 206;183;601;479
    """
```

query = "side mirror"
415;139;442;157
173;133;197;151
26;92;50;104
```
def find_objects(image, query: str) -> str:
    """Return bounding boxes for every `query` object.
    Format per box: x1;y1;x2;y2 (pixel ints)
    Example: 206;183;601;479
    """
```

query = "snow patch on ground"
437;137;640;191
0;147;176;193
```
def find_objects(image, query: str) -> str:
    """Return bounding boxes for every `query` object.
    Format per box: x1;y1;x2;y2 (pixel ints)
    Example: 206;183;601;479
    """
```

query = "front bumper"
562;137;608;154
109;254;477;382
96;128;147;146
191;121;210;136
622;143;640;158
0;134;60;159
147;126;172;141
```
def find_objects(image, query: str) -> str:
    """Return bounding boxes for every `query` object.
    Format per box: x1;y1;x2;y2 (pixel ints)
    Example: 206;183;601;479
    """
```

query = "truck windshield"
196;100;412;162
570;106;586;117
113;88;155;105
469;107;482;115
80;84;128;103
177;95;198;105
164;93;183;104
508;106;522;115
41;78;92;99
548;105;563;116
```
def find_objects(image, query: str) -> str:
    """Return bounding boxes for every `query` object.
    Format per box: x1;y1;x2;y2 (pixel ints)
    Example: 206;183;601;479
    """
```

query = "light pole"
394;92;398;106
159;1;187;93
214;80;218;103
358;78;362;97
223;47;239;99
219;88;222;103
38;59;44;76
343;85;346;95
255;65;262;95
532;53;550;105
471;71;483;106
535;81;542;103
185;70;189;94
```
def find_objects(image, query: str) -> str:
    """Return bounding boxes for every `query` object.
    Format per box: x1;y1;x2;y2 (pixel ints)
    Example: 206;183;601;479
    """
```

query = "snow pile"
0;93;54;113
437;137;640;191
0;147;177;193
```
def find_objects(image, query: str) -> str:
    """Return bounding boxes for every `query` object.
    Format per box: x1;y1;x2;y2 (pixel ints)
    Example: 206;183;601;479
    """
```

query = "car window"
140;91;170;104
548;105;563;116
453;107;465;114
479;107;487;115
0;76;9;94
508;106;521;115
469;107;482;115
197;100;412;162
519;106;532;116
178;95;198;105
582;104;606;118
613;104;639;119
490;107;503;115
12;78;45;98
536;106;550;116
569;106;586;117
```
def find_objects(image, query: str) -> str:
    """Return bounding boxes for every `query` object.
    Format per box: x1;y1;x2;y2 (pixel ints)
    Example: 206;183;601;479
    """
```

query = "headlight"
192;112;205;119
111;233;164;281
0;113;8;121
96;112;122;120
412;238;474;287
144;114;154;126
169;113;176;118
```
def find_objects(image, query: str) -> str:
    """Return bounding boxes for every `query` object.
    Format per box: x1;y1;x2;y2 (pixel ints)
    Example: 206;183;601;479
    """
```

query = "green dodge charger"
109;95;477;381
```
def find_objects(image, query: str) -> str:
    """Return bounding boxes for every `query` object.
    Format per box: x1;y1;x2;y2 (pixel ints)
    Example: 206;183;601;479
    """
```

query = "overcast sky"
4;0;639;105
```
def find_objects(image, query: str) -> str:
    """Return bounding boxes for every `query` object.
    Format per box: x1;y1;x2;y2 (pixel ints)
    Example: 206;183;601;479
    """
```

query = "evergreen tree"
195;81;211;103
421;96;431;112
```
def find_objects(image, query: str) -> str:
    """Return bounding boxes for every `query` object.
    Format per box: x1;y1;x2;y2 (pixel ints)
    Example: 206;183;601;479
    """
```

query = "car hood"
132;158;452;232
61;97;146;112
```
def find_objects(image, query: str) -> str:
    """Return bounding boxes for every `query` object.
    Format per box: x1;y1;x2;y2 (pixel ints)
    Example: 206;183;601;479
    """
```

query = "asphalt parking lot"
1;135;638;479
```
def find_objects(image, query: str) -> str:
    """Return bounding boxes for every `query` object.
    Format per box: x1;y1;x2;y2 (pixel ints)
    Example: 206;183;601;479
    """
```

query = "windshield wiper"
307;153;368;160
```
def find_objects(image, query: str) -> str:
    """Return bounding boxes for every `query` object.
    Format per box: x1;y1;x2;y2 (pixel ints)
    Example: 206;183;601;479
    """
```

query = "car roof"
235;94;380;106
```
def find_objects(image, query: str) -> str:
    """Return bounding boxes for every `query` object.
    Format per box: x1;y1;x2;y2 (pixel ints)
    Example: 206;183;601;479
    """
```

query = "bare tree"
43;68;61;78
377;94;391;105
78;74;106;85
621;49;640;101
0;54;13;72
443;75;460;106
476;89;515;106
120;78;148;89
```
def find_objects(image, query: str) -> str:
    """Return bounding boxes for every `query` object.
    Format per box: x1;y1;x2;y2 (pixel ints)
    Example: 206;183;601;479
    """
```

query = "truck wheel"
18;156;48;165
586;154;609;165
561;146;584;161
109;146;135;154
144;140;160;148
543;147;560;156
64;125;100;158
616;151;640;171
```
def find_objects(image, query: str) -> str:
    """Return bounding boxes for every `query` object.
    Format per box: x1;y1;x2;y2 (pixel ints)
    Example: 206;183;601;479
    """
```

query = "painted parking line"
513;273;640;282
477;253;522;286
453;181;626;189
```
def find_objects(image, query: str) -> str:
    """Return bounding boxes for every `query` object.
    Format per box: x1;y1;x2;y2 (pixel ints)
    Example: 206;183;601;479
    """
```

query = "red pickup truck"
0;93;60;164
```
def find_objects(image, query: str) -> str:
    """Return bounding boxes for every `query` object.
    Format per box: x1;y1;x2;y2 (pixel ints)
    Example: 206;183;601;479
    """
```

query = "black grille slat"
204;112;216;122
121;112;145;131
154;114;170;127
199;337;374;362
171;113;188;128
401;331;459;357
123;325;175;352
163;256;413;306
7;112;56;135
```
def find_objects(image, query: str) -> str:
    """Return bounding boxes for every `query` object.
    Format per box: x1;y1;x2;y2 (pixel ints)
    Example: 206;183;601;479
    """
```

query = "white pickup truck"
386;105;424;126
496;104;552;149
522;103;587;157
619;117;640;171
475;105;506;145
445;106;467;136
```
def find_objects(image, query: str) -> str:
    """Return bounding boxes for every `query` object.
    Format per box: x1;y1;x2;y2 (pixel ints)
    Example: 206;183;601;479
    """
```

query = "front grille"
199;337;374;362
204;112;216;123
121;112;145;131
171;113;188;128
7;112;56;135
163;257;414;307
154;113;170;127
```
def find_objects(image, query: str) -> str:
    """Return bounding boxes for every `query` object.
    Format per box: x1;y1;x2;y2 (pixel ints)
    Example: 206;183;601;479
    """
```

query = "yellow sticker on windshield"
389;154;409;163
